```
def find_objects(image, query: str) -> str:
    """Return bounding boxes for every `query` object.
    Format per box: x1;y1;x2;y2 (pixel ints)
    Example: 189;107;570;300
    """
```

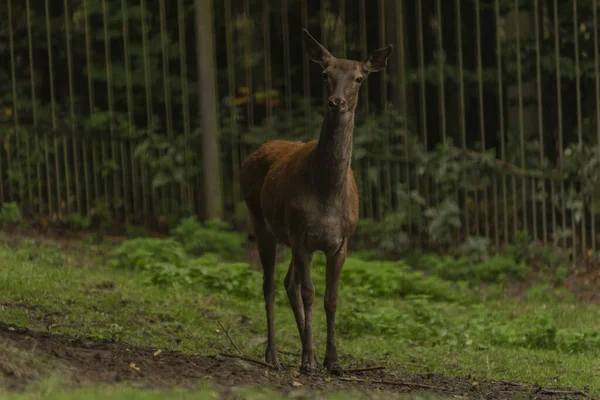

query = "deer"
239;29;392;374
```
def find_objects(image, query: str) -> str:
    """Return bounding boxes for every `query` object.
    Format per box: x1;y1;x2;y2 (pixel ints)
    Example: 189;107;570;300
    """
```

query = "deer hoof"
300;351;318;374
324;360;343;376
265;347;281;370
300;361;316;374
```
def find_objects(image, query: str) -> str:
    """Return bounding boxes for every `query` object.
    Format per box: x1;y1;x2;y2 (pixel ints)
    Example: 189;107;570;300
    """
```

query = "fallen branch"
539;389;594;399
338;376;445;391
497;381;595;399
217;320;242;355
344;366;386;373
219;353;276;369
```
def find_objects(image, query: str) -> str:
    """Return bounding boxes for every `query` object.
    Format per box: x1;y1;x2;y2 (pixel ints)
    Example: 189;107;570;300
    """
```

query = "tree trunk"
195;0;223;220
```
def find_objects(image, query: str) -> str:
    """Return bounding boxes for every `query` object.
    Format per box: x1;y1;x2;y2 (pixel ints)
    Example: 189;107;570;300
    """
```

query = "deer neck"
310;110;355;199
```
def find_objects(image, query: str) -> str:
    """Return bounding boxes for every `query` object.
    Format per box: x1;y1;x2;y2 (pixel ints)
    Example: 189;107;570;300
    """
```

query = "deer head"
302;29;393;114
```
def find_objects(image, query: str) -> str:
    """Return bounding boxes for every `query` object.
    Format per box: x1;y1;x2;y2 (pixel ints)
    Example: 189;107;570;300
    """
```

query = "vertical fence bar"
225;0;240;210
26;0;41;214
397;0;414;244
593;0;600;255
495;0;508;245
65;0;81;215
553;0;567;251
534;0;547;246
178;0;191;210
573;0;585;261
456;0;469;238
417;0;429;215
119;0;135;223
436;0;446;145
122;0;138;221
102;0;119;219
140;0;153;221
359;0;369;114
83;0;97;214
432;0;443;220
7;0;19;206
22;0;34;212
159;0;173;215
18;2;32;212
243;0;255;134
44;0;59;216
475;0;489;238
515;0;527;238
281;0;293;119
61;0;73;216
339;0;347;58
379;0;390;216
263;0;273;136
301;0;312;136
358;0;372;218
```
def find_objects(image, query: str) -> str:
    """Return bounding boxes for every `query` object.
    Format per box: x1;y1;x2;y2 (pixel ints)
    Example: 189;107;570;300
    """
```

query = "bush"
312;255;468;303
171;217;244;260
339;296;600;353
66;213;90;231
110;237;188;271
0;202;22;228
110;237;259;294
417;254;529;284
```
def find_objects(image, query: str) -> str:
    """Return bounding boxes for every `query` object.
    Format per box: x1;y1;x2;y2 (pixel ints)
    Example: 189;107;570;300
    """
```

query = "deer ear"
362;45;393;73
302;29;333;67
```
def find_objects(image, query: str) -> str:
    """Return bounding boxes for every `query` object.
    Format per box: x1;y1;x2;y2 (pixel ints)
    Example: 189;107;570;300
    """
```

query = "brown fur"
239;29;392;374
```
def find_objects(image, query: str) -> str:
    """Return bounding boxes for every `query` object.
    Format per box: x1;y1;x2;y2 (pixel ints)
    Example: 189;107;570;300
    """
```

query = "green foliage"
66;213;90;231
424;198;462;245
417;254;529;284
134;132;201;189
109;236;259;293
124;224;151;238
0;203;22;228
170;217;244;260
457;236;490;264
89;199;113;231
328;257;468;303
110;237;188;271
339;294;600;353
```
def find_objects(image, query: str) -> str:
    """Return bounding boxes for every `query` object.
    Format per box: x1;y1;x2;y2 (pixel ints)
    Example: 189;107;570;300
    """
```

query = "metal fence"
1;0;599;260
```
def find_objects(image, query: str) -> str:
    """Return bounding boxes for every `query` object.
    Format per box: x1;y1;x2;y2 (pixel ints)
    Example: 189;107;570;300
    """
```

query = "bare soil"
0;322;593;399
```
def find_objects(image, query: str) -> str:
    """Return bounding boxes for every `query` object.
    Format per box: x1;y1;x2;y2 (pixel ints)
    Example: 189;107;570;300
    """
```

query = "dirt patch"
0;322;592;399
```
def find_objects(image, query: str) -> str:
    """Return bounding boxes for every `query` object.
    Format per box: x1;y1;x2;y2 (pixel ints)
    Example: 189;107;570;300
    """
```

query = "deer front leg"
323;240;347;374
254;219;280;368
291;245;316;373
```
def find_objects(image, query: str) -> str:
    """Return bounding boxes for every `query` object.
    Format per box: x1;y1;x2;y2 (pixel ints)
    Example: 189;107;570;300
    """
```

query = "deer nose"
328;97;346;112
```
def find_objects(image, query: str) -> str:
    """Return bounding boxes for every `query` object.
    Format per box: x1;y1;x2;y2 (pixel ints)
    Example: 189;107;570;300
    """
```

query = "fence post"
195;0;223;220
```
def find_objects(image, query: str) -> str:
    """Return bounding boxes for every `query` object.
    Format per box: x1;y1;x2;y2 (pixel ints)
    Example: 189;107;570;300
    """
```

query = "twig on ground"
344;366;385;373
217;320;242;355
219;353;276;369
496;381;595;399
338;377;445;391
539;389;594;399
499;380;527;387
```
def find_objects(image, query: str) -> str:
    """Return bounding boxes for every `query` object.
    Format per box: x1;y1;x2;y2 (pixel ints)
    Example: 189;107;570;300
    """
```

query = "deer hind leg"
284;255;320;366
323;240;347;375
284;259;304;340
252;217;280;368
291;244;317;373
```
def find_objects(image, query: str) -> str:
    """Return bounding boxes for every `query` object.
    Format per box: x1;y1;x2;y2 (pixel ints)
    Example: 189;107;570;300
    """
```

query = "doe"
239;29;392;374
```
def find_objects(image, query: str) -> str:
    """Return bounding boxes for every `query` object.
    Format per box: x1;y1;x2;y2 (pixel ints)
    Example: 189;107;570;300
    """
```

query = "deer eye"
355;76;363;83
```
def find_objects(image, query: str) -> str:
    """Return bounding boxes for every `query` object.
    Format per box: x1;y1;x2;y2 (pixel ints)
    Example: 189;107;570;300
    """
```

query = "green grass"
0;234;599;398
1;380;452;400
